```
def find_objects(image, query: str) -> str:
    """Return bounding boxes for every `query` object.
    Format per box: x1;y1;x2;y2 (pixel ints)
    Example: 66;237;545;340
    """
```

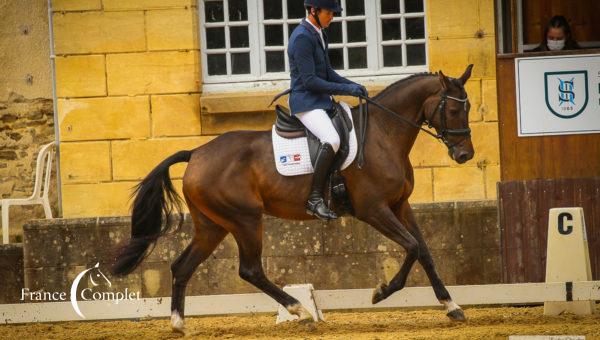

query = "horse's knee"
405;239;420;260
239;266;264;283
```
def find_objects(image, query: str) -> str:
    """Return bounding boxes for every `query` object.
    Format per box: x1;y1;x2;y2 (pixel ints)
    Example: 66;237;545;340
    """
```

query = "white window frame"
199;0;429;92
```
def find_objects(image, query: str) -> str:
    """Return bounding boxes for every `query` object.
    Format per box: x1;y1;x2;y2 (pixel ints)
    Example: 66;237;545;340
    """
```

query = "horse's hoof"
171;311;186;334
447;308;466;322
371;282;388;304
287;303;316;323
300;318;317;331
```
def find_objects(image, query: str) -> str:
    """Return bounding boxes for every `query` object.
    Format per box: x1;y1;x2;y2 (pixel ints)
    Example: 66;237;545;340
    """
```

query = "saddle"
274;103;354;215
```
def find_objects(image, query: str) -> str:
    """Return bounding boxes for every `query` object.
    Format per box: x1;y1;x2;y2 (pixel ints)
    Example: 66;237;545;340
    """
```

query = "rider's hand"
358;85;368;98
346;84;365;97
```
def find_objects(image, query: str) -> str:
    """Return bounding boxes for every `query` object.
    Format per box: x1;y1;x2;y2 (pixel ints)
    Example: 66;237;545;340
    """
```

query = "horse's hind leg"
170;205;228;333
229;216;314;323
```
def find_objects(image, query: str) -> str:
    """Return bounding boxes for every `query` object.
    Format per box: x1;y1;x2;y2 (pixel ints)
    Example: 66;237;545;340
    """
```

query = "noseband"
425;92;471;148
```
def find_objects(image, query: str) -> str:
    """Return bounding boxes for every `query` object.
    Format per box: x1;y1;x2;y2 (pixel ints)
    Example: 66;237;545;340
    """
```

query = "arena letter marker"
543;207;595;315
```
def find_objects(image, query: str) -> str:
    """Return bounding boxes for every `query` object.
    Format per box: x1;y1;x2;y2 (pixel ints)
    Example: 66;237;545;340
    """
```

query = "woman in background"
529;15;580;52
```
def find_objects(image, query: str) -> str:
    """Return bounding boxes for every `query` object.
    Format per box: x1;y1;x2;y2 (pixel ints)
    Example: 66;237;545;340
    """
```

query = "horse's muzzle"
449;147;473;164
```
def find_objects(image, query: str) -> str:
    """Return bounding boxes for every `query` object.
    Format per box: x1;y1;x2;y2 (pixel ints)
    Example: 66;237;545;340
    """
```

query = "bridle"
424;92;471;148
358;91;471;148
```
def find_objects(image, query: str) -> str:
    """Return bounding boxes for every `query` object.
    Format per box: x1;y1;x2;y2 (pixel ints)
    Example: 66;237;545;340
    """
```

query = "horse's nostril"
456;152;468;163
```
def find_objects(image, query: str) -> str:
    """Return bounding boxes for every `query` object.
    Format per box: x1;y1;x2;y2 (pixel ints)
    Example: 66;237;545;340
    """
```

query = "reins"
357;92;471;149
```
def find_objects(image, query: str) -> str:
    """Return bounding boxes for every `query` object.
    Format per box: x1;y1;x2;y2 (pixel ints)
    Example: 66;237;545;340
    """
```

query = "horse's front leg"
396;201;465;321
364;202;465;321
362;204;420;304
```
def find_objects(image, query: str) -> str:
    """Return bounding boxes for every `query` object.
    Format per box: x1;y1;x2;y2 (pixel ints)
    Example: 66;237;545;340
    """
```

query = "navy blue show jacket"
287;19;355;115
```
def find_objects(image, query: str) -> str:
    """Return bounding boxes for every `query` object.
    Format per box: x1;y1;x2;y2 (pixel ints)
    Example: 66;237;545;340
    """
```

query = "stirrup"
306;197;338;220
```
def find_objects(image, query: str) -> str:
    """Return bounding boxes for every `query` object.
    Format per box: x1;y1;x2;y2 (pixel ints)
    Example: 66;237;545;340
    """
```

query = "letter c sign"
558;212;573;235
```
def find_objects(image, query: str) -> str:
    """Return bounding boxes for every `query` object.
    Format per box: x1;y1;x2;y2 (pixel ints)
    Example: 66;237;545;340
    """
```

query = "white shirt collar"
305;17;322;34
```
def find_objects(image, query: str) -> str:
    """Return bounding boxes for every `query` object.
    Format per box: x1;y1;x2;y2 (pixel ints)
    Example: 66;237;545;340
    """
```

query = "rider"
288;0;368;220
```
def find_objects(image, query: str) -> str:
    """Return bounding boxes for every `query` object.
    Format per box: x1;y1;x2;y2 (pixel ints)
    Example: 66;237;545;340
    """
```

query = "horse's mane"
373;72;438;100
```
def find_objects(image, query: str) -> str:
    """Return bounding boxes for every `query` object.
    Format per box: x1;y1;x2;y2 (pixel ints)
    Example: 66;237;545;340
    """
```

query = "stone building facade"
0;0;56;241
52;0;500;218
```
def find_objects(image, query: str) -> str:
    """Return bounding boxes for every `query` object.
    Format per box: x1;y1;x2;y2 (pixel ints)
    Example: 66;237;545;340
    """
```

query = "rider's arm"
293;35;352;95
327;67;354;85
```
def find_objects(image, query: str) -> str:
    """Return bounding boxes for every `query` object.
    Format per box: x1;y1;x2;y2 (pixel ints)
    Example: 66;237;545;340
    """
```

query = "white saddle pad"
272;101;358;177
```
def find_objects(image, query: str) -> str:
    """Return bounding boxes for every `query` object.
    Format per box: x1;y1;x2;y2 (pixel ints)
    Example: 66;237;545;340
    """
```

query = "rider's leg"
296;109;340;153
296;109;340;220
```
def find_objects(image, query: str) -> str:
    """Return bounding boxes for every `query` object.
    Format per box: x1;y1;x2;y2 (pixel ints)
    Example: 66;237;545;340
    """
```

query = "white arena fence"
1;281;599;324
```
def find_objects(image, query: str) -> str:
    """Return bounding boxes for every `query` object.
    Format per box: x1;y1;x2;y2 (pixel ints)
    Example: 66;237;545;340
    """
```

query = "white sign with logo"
515;54;600;136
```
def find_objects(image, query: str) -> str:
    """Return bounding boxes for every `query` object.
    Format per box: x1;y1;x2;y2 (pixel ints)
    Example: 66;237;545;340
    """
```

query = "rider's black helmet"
304;0;343;13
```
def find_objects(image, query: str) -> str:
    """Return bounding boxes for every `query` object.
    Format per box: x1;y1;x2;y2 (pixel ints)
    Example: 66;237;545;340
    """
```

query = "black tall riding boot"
306;143;338;220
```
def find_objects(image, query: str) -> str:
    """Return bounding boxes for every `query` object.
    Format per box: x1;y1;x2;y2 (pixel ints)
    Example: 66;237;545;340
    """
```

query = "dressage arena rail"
1;281;599;324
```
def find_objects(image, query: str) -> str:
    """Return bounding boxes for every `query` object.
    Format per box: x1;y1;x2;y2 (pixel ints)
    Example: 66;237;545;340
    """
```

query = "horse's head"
422;65;475;164
88;262;112;288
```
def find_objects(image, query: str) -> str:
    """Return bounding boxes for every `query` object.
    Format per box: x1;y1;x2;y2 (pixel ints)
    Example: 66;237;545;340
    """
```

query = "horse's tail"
111;150;192;276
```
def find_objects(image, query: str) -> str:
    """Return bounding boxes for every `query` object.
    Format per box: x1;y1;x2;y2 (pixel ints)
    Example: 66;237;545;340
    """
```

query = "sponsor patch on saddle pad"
272;101;358;176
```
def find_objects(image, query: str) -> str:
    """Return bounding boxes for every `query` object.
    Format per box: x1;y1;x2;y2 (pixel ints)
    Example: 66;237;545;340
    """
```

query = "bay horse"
111;65;475;333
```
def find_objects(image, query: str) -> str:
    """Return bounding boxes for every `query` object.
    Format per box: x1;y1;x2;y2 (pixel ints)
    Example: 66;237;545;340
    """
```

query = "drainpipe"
47;0;62;217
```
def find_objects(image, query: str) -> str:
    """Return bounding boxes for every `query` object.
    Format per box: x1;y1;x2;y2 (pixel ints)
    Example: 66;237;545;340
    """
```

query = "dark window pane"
287;0;305;18
266;51;285;72
346;0;364;16
328;48;343;70
264;0;282;19
347;21;365;42
230;26;249;48
265;25;284;46
383;45;403;67
231;53;250;74
382;19;401;40
205;0;224;22
405;0;424;13
348;47;367;69
326;21;342;43
206;27;225;49
381;0;400;14
228;0;247;21
406;17;424;39
288;23;299;36
407;44;426;65
207;54;227;75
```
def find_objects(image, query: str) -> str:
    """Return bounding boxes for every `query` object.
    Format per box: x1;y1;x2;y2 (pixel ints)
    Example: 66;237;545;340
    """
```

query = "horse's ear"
438;70;452;90
459;64;474;85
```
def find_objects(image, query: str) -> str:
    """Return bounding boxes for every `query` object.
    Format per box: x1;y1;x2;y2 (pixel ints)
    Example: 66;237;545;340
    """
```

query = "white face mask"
547;39;565;51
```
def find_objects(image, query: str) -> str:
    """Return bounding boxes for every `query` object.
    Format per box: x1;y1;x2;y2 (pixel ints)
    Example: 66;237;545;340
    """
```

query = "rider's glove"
345;83;366;97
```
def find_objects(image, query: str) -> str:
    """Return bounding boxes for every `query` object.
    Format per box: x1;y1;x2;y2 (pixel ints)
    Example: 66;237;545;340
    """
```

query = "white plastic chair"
1;141;54;244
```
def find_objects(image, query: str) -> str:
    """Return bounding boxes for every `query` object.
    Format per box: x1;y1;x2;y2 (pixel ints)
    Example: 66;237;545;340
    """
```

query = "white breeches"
296;109;340;153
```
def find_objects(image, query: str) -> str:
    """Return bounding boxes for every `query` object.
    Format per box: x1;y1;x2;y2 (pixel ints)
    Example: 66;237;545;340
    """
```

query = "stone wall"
1;0;55;243
19;201;500;300
0;244;24;304
0;94;57;242
0;0;52;100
